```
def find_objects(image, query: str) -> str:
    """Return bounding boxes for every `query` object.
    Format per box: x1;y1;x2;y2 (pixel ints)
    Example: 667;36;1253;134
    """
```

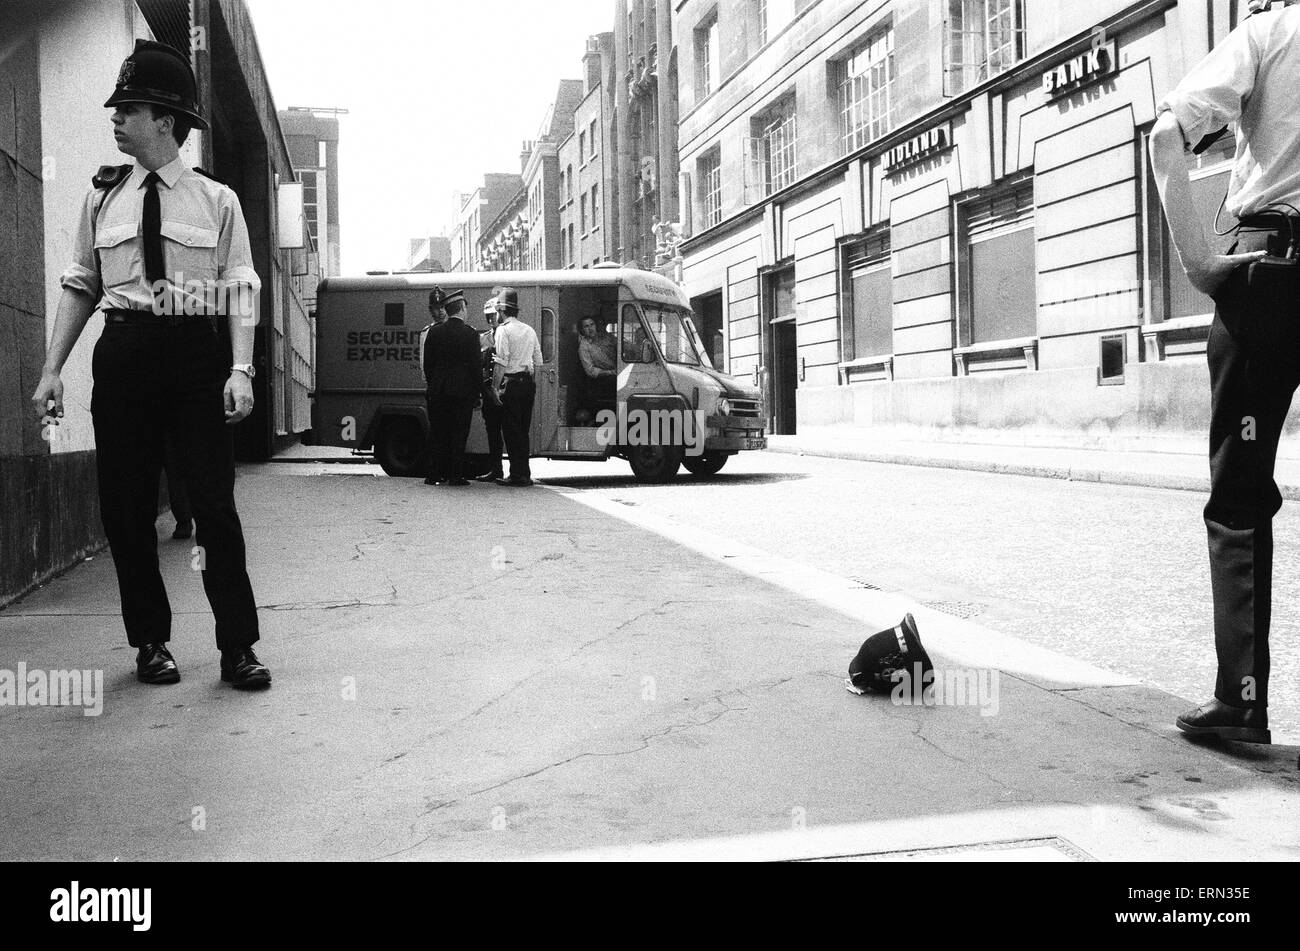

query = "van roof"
318;268;690;306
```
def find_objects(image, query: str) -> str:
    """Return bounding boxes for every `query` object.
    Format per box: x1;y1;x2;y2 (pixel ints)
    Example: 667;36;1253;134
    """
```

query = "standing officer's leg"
485;396;505;475
165;324;259;653
448;397;473;482
1202;283;1299;716
90;325;171;647
499;378;525;479
516;374;535;481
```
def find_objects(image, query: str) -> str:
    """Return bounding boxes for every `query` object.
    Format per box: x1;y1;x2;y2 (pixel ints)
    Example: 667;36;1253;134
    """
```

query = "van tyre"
683;452;728;477
628;445;683;483
375;417;425;478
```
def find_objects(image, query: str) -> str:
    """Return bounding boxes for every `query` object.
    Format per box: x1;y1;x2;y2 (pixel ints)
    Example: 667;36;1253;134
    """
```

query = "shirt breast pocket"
93;222;139;290
160;220;220;286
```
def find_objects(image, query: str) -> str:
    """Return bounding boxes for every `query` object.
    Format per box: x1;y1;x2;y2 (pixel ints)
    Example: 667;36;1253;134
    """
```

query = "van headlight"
717;397;732;417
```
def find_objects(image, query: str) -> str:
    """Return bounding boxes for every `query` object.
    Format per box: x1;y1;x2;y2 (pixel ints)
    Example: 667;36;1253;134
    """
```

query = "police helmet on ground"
846;613;934;700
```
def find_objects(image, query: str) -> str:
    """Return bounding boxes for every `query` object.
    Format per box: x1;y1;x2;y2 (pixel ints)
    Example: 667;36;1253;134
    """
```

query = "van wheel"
683;452;728;477
628;445;682;483
375;417;425;478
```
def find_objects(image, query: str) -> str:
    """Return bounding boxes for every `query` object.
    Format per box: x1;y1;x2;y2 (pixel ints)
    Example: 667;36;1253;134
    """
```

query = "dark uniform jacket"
423;317;483;400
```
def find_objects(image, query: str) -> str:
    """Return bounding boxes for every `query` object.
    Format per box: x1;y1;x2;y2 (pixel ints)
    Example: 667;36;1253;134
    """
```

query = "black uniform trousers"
481;385;505;475
90;317;259;651
1204;227;1300;712
499;373;535;480
426;393;475;482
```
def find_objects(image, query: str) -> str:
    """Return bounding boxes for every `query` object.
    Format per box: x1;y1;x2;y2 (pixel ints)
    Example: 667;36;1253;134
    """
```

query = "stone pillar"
655;0;677;227
614;0;632;263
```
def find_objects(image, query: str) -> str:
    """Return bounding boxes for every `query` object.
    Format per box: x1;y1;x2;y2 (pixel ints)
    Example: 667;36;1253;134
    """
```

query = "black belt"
1238;213;1300;230
503;371;532;378
103;308;217;330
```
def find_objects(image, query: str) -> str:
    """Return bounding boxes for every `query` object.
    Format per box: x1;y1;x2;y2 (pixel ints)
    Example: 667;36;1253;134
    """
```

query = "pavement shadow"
539;472;811;490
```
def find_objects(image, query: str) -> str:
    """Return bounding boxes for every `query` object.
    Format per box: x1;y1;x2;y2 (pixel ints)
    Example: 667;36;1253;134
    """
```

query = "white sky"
244;0;616;274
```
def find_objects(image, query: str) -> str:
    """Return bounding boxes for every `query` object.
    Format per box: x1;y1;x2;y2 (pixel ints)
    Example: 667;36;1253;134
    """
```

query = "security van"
310;268;767;482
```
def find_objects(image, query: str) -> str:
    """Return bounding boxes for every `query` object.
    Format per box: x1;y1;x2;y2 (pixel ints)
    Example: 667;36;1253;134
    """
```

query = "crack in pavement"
352;600;684;787
368;681;795;861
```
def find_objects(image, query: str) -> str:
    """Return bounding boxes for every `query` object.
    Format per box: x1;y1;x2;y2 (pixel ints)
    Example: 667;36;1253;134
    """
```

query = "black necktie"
143;171;164;285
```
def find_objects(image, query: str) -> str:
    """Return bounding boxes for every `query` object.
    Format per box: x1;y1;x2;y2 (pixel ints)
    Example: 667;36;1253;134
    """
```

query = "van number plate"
743;437;766;450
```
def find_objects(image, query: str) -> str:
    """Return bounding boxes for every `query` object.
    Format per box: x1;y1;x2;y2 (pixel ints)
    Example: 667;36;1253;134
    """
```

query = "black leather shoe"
446;478;471;486
423;477;445;486
172;519;193;540
475;471;503;483
494;476;534;487
220;647;272;690
1177;699;1270;744
136;643;180;684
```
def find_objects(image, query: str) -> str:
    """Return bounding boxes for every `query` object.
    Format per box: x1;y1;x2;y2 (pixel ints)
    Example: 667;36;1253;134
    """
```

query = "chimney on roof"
583;35;603;94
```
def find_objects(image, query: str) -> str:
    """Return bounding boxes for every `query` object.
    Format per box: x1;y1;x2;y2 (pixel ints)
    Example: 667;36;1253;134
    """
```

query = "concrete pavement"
0;462;1296;861
768;426;1300;500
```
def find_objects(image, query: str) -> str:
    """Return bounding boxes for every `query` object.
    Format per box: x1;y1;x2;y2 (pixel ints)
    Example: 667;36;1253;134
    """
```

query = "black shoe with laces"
136;642;180;684
220;646;272;690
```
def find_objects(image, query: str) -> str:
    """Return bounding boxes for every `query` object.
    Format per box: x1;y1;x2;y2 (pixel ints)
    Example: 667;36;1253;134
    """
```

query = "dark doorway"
691;291;724;371
764;267;798;435
770;320;798;435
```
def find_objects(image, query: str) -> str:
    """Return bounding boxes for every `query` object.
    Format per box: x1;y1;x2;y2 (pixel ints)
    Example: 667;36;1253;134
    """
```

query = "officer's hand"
224;372;255;425
31;372;64;425
1187;250;1270;296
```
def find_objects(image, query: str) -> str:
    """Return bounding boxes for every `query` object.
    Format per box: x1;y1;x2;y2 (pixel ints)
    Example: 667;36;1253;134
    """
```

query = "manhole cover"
802;836;1092;862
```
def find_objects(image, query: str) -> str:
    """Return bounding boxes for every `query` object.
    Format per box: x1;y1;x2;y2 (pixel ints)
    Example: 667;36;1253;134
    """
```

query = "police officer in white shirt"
29;40;270;690
490;287;543;486
1150;0;1300;743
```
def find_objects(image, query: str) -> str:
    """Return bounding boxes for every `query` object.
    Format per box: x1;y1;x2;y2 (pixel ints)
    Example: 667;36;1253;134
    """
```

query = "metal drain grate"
854;579;884;591
922;600;986;619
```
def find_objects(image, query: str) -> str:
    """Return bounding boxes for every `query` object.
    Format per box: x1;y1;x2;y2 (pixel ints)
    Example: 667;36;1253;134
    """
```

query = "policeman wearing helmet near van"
476;296;507;482
1150;0;1300;743
29;39;271;689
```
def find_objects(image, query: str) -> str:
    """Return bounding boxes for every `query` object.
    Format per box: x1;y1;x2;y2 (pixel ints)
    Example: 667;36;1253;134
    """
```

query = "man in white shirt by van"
490;287;542;486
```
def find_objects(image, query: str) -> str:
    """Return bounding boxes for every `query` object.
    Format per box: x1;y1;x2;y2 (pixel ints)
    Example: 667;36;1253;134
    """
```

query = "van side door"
531;285;560;453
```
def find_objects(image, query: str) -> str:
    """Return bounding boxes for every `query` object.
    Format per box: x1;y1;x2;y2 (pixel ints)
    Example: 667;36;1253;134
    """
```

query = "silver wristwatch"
231;364;256;380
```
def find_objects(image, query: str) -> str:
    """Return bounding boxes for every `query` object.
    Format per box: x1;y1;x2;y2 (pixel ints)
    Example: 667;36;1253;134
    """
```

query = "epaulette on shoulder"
92;164;132;190
192;167;229;187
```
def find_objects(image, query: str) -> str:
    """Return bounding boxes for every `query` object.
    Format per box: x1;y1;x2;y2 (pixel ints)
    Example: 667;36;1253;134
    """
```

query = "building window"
843;230;893;359
580;193;588;233
579;130;587;163
749;94;798;197
588;118;599;158
959;179;1036;345
695;11;720;101
944;0;1026;96
566;165;574;203
301;170;319;242
700;147;723;229
758;0;794;46
838;25;895;155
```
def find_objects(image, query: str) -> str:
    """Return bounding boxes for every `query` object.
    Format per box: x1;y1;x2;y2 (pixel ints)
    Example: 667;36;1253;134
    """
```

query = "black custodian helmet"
847;613;935;699
104;39;209;130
